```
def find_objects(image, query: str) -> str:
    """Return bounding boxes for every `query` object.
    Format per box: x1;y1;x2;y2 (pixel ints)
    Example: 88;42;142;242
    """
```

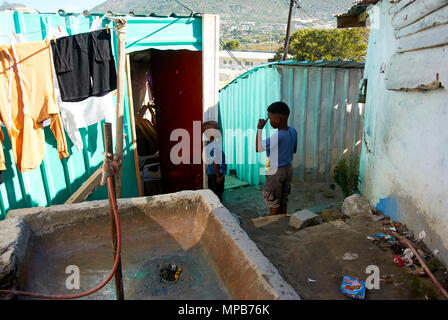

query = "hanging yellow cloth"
0;40;69;172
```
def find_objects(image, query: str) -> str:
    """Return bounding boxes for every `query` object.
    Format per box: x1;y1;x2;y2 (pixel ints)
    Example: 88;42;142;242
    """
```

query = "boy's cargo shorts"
263;163;293;208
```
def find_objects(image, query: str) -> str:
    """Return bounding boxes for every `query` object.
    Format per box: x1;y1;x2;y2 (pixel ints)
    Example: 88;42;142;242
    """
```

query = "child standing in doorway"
203;121;227;202
256;102;297;216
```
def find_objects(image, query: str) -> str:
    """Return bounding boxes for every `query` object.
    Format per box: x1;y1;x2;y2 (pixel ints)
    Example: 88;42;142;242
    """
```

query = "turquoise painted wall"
219;65;280;186
219;61;364;186
0;11;203;219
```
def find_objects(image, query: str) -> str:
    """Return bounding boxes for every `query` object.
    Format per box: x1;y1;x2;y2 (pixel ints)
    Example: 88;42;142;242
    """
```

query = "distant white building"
219;50;290;88
219;50;277;70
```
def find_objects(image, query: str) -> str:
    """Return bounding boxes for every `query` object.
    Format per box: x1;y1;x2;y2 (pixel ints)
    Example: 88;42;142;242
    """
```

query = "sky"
17;0;106;13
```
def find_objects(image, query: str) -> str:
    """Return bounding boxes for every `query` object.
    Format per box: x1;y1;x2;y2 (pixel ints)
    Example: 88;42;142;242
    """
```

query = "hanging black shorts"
51;29;117;102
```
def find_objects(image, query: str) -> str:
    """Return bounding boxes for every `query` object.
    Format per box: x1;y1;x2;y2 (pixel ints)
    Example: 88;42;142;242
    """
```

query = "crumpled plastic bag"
340;276;366;300
402;248;415;267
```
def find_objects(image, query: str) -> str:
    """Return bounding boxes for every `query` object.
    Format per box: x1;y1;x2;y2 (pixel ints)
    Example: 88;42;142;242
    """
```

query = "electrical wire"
299;6;320;21
219;39;249;71
173;0;194;16
294;1;310;23
317;0;347;12
0;12;121;39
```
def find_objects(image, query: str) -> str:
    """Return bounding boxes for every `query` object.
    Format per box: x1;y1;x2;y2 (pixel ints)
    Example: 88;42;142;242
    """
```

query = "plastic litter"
340;276;366;300
371;215;385;222
308;278;316;283
402;248;415;267
418;230;426;241
393;255;405;267
391;230;448;299
376;233;396;243
369;210;385;221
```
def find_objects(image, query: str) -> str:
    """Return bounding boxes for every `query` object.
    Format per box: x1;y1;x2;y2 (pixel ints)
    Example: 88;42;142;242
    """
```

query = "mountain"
91;0;354;25
91;0;355;47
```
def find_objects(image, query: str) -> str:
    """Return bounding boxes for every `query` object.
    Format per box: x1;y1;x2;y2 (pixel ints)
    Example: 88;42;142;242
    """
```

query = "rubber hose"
0;176;121;299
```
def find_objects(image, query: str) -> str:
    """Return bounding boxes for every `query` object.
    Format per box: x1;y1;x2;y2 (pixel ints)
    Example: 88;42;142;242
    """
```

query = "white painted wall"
360;0;448;266
202;14;220;189
202;14;220;123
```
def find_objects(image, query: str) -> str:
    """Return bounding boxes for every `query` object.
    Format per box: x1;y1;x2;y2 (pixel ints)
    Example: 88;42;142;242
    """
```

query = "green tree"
271;27;369;62
224;39;241;50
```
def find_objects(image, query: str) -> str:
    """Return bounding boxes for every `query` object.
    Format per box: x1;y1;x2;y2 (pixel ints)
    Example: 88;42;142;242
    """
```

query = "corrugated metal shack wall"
219;65;280;186
0;11;203;219
219;62;365;185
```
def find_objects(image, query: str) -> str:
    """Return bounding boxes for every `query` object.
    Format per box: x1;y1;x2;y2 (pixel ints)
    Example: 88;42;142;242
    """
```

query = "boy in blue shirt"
256;102;297;216
203;121;227;202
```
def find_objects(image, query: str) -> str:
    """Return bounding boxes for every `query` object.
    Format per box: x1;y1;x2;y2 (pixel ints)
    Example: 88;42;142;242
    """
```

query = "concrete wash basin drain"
1;190;300;300
160;264;183;283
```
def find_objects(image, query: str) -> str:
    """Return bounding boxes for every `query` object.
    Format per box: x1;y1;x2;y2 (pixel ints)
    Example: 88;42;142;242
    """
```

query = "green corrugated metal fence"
219;60;365;186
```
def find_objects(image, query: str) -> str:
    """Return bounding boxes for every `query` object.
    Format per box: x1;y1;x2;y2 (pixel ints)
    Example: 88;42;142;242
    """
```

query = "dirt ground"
222;178;448;300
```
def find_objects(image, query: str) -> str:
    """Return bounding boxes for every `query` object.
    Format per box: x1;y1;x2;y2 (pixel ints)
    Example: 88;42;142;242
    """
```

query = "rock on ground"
289;209;323;229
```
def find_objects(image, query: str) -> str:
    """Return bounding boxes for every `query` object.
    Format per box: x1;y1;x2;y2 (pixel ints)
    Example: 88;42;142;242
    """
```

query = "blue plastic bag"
375;233;396;243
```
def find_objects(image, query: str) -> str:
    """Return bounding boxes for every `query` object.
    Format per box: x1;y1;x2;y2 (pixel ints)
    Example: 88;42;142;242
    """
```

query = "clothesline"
0;26;119;172
0;15;122;39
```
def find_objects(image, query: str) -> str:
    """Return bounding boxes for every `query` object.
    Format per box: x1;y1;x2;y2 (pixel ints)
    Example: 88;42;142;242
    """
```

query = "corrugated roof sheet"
336;0;380;18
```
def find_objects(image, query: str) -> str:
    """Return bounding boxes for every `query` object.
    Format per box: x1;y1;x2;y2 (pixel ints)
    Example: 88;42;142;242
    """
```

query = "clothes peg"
57;24;62;32
106;24;109;34
53;35;57;45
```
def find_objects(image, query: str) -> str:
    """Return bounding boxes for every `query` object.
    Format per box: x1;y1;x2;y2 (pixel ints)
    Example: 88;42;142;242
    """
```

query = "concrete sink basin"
0;190;299;300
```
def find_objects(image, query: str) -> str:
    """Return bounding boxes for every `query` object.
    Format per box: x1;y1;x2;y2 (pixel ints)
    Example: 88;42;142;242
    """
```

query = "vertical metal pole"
114;19;127;198
283;0;296;60
103;122;125;300
125;54;143;197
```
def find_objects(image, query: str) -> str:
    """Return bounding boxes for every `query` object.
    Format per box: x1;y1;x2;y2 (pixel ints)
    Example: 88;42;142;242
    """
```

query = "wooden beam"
392;0;448;30
395;4;448;38
389;0;416;16
114;19;127;198
397;23;448;53
125;54;143;197
385;46;447;91
64;166;102;204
